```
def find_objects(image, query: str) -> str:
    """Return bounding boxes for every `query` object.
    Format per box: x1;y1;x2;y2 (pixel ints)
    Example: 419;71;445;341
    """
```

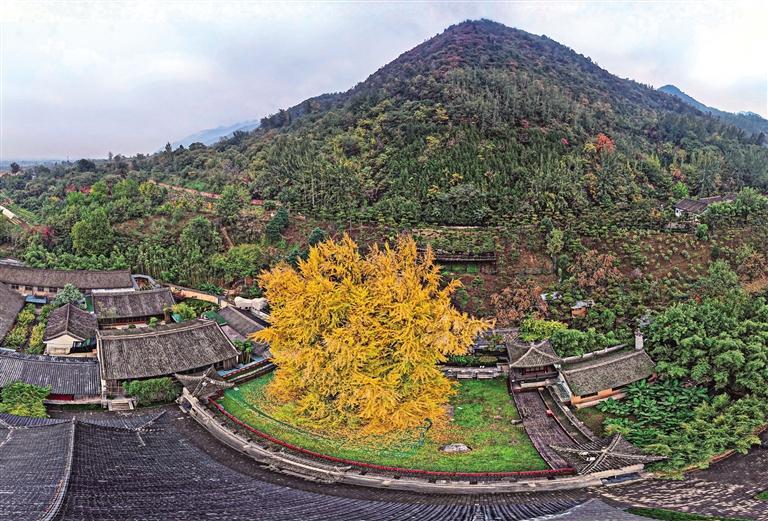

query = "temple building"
92;287;175;326
0;349;101;403
557;346;656;407
97;319;239;396
43;303;99;356
506;332;562;391
0;265;135;299
550;434;664;476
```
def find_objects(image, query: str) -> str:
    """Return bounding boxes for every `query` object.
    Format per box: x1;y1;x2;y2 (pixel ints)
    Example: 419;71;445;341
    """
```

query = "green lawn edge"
218;375;548;473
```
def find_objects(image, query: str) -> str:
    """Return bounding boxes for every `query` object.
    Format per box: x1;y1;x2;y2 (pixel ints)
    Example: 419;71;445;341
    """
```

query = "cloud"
1;0;765;159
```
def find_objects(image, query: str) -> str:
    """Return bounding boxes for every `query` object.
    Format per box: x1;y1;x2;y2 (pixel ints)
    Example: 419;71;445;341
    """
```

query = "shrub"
28;323;46;354
265;207;289;242
0;381;49;417
519;318;567;342
123;377;179;405
5;324;28;349
16;304;36;327
445;354;499;367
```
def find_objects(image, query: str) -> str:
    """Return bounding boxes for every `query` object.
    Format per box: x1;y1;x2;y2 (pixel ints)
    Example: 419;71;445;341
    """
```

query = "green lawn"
756;490;768;501
219;375;547;472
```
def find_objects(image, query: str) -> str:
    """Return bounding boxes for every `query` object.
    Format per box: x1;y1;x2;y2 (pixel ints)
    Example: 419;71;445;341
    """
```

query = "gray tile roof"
529;499;649;520
560;349;655;396
0;419;74;521
675;194;736;215
98;319;239;381
218;306;265;338
0;411;585;520
44;304;98;341
0;265;134;291
508;340;562;368
0;349;101;396
550;434;664;475
92;288;175;321
0;281;24;341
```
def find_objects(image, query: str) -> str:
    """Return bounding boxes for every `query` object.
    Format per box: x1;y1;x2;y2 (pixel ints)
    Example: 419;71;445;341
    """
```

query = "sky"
1;0;766;160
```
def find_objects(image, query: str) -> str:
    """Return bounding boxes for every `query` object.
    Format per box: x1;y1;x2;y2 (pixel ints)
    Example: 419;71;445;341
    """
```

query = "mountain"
137;19;768;226
659;84;768;137
170;119;261;148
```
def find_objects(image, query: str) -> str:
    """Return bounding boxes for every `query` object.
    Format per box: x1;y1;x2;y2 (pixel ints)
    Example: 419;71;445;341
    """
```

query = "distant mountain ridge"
658;84;768;137
138;19;768;226
171;119;261;148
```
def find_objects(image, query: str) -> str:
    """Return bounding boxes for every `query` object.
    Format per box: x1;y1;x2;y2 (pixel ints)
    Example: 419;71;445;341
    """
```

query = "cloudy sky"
1;0;766;160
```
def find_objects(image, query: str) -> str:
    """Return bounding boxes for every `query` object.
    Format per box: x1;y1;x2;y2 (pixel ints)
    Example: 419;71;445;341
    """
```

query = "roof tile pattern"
0;282;24;341
560;349;655;396
51;412;584;520
550;434;664;475
509;341;562;368
218;306;265;338
0;349;100;395
44;304;98;341
92;288;175;321
98;320;239;381
0;266;133;290
0;420;74;521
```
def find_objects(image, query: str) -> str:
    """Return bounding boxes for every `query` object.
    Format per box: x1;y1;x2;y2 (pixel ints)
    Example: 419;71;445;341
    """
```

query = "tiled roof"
0;411;585;520
675;194;736;214
550;434;664;475
0;420;74;521
0;265;133;290
218;306;265;338
44;304;98;341
175;367;233;398
0;349;100;395
92;288;175;321
508;339;561;368
0;281;24;341
98;319;239;381
560;349;655;396
529;499;649;520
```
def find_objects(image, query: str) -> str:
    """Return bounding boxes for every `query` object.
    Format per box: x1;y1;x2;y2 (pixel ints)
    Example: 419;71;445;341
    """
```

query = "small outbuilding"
505;331;562;390
92;287;175;326
44;303;98;356
674;194;735;219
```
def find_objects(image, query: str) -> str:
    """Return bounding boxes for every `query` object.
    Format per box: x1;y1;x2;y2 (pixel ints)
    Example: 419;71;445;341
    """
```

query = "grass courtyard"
218;374;547;473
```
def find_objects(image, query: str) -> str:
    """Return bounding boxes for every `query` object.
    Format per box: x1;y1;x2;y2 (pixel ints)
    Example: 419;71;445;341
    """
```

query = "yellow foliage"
254;234;492;434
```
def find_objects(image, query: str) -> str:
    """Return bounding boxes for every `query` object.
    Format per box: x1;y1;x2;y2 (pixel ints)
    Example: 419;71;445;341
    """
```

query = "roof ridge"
227;306;261;327
98;319;211;339
39;421;75;521
562;349;645;374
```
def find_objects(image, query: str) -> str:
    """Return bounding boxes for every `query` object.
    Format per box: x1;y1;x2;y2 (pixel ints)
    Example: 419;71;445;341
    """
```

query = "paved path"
512;390;574;469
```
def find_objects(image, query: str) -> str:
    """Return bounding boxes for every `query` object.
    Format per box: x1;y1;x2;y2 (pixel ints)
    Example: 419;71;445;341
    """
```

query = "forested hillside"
127;19;768;227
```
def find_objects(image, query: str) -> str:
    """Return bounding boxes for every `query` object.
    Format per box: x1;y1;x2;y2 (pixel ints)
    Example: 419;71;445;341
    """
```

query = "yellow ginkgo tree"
253;234;491;434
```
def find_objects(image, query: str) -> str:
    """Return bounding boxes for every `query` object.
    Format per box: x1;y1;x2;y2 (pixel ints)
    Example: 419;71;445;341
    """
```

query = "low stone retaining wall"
182;390;645;494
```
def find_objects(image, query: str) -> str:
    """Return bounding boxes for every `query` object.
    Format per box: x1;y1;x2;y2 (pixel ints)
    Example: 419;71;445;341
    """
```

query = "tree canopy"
255;234;491;434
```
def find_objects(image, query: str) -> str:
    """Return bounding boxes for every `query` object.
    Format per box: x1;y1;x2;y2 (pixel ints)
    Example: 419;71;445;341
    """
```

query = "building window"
24;285;33;291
